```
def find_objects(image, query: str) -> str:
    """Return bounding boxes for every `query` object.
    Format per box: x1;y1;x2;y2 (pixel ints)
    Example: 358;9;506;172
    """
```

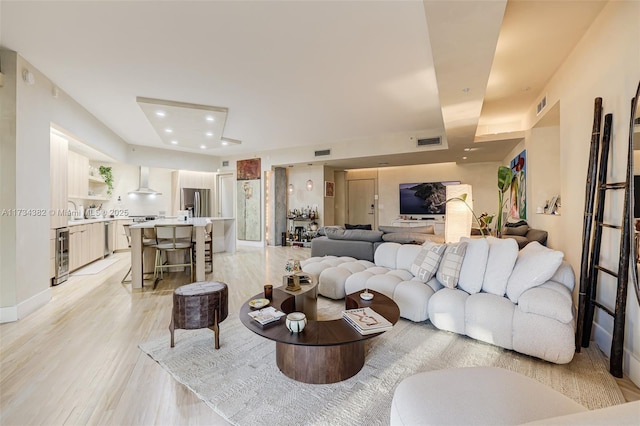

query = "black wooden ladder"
576;83;640;378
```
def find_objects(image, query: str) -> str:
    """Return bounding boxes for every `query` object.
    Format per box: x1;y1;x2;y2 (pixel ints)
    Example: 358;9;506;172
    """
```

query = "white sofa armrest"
517;282;574;324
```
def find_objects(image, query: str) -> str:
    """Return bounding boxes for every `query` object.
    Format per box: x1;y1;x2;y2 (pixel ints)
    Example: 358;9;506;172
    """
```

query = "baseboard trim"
1;287;52;323
0;306;18;323
593;322;640;387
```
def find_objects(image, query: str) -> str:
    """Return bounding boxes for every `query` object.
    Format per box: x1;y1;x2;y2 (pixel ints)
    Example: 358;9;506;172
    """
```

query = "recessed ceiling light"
221;141;229;146
164;128;173;133
206;132;213;137
205;116;214;122
155;110;166;117
462;156;468;160
200;145;207;149
464;148;471;152
171;140;178;145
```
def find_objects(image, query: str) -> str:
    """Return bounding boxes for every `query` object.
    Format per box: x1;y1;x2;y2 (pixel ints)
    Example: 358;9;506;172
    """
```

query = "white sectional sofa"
301;237;576;364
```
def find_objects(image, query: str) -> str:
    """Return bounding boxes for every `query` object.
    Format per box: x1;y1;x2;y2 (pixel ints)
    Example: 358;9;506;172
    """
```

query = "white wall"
376;162;501;228
522;1;639;384
286;165;324;226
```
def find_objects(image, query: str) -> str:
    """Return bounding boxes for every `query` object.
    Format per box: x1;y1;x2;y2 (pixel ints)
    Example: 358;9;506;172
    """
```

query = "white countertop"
130;218;210;228
67;217;124;226
68;216;235;226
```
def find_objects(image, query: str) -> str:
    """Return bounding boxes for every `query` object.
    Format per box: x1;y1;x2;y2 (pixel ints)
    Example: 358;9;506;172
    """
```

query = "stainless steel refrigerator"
181;188;211;217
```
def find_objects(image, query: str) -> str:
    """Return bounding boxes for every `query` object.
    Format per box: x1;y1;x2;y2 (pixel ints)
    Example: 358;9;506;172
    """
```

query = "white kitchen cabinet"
69;225;87;271
69;222;105;271
68;151;89;199
50;133;68;229
49;229;56;279
88;222;104;263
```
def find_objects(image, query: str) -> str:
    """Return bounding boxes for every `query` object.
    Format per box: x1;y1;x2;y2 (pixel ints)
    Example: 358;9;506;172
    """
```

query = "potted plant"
98;166;114;196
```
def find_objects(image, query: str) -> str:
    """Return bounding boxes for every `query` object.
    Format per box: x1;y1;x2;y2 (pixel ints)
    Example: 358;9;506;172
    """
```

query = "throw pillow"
505;220;528;227
436;242;468;289
345;223;372;230
505;242;564;303
410;242;446;283
503;224;529;236
457;237;489;294
481;236;519;296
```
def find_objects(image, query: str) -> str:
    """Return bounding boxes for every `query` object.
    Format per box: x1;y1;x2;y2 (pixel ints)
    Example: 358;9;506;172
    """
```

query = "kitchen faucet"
67;200;79;219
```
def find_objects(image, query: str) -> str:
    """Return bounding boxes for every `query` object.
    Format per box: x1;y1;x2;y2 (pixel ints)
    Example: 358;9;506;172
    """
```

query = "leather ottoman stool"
170;281;228;349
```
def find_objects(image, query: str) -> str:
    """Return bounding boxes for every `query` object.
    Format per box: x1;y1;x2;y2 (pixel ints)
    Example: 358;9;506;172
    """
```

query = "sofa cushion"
466;293;515;349
324;227;383;242
427;288;468;334
481;236;519;296
379;225;434;234
410;242;446;283
517;285;573;323
503;224;529;236
436;242;468;289
395;244;424;272
506;242;564;303
382;232;438;244
457;237;489;294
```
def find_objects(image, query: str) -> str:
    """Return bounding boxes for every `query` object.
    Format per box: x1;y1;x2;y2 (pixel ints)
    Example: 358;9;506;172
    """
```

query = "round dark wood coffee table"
239;289;400;384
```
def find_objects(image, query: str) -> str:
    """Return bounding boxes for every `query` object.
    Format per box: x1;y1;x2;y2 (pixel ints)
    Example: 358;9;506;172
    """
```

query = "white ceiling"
1;0;606;168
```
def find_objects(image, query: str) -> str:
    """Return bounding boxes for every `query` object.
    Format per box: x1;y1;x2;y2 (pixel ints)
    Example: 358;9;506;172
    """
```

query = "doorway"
217;173;234;217
347;179;376;228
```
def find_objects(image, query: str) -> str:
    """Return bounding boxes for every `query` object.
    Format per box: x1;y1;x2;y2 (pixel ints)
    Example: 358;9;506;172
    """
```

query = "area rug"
139;302;625;426
71;257;119;275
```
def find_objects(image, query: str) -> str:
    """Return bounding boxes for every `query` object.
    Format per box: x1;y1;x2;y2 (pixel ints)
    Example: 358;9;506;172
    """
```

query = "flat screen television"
399;181;460;215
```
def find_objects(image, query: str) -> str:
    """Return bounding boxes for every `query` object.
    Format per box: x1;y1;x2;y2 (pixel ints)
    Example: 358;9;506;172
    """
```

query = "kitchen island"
129;217;236;289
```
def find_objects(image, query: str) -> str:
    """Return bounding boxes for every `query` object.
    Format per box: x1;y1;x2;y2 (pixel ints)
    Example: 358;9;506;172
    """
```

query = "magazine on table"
248;306;285;325
342;307;393;335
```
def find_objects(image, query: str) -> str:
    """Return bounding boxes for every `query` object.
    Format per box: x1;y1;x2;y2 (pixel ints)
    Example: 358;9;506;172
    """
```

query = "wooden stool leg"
209;308;220;349
169;316;175;348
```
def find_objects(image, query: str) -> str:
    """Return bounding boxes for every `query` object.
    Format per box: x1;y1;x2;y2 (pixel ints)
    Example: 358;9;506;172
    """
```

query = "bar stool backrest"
155;224;193;250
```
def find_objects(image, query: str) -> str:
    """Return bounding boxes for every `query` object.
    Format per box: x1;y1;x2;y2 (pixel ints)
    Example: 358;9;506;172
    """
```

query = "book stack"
342;307;393;335
248;307;285;326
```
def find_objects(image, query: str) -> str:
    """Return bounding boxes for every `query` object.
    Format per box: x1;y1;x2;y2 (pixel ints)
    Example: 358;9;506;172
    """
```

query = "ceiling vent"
314;149;331;157
536;95;547;116
416;137;441;147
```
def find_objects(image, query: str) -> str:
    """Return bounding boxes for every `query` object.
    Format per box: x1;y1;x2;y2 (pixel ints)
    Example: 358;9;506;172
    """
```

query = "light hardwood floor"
1;247;638;425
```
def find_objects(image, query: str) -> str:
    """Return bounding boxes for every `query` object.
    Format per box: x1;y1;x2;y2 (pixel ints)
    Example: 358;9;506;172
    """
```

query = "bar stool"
192;222;213;273
153;224;194;289
121;223;156;284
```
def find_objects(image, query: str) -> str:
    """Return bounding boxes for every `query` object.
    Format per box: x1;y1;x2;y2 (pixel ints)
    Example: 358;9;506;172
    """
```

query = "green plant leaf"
497;166;512;193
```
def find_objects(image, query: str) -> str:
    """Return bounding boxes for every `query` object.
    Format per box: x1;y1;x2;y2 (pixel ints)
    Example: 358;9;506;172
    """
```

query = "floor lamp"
445;184;473;243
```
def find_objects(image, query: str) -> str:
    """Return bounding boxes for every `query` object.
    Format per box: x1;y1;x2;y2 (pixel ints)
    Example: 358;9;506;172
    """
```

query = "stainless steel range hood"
129;166;162;195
